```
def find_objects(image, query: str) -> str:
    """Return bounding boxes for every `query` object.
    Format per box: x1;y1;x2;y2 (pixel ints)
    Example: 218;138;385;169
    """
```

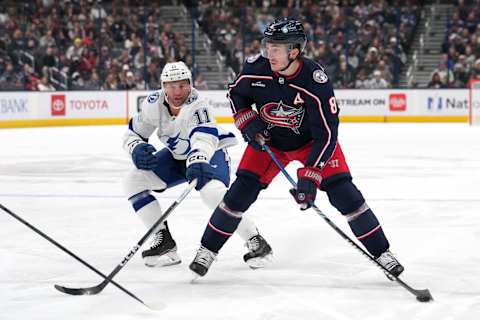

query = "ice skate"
243;234;273;269
189;246;217;278
376;249;404;280
142;223;181;267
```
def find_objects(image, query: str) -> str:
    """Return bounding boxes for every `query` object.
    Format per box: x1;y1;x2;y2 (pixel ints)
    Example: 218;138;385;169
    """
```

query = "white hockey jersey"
123;88;237;161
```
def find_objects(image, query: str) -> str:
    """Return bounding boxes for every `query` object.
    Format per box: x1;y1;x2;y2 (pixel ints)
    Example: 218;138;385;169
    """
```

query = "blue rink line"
1;193;479;202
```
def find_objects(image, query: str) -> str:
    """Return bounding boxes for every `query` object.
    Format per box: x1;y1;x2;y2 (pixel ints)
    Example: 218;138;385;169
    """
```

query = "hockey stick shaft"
58;179;197;294
262;145;432;301
0;203;146;306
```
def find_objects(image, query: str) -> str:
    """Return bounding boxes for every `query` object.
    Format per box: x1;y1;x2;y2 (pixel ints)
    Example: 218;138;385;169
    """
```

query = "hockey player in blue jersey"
123;61;272;268
189;18;404;278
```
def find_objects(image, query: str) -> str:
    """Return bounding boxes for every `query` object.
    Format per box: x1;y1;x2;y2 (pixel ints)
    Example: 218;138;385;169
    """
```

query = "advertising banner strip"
0;118;127;128
0;89;474;129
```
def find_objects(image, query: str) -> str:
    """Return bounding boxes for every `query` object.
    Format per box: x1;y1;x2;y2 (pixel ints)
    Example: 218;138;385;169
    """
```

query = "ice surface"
1;123;479;320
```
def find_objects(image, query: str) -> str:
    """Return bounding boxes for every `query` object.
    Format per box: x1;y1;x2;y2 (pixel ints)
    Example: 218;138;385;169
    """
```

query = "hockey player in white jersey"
123;62;272;268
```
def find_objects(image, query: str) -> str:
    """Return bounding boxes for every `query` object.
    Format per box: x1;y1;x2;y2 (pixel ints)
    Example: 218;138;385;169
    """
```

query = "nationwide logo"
260;100;305;134
51;94;66;116
389;93;406;111
427;95;468;110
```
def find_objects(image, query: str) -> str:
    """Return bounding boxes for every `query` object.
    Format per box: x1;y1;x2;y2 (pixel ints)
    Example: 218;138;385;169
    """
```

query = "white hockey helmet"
160;61;192;87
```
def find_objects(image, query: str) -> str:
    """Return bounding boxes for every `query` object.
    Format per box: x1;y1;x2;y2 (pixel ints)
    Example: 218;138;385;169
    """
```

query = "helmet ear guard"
160;61;192;87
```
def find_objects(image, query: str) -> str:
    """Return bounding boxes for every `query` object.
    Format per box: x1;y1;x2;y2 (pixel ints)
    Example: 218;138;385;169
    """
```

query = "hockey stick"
262;145;433;302
54;179;196;296
0;203;147;307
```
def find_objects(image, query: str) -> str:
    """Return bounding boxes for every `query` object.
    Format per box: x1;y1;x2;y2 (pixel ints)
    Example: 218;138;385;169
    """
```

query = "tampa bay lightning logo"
260;100;305;134
163;133;191;155
147;92;160;103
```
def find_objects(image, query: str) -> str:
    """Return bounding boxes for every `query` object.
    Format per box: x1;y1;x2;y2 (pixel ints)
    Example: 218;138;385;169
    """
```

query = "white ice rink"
1;123;479;320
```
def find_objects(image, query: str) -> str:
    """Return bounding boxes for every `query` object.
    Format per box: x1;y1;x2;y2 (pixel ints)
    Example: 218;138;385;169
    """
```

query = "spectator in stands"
0;1;424;91
435;57;455;87
145;62;160;90
39;30;56;49
427;71;445;89
66;37;84;61
377;59;393;85
0;61;21;86
119;71;136;90
194;73;208;90
22;64;39;91
367;70;390;89
83;70;101;90
39;46;58;75
133;72;146;90
355;69;370;89
468;59;480;86
453;55;470;87
37;76;55;91
103;72;118;90
334;61;355;89
315;41;337;73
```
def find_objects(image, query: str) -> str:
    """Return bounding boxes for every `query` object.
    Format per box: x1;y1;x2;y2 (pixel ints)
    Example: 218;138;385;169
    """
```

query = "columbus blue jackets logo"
260;100;305;134
313;70;328;84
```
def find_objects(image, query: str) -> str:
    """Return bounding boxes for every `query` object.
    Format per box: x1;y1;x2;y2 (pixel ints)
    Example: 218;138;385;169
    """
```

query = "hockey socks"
128;190;166;231
347;205;389;257
201;202;242;253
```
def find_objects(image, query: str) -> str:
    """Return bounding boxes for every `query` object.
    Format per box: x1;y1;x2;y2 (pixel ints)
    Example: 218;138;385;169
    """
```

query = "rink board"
0;89;474;128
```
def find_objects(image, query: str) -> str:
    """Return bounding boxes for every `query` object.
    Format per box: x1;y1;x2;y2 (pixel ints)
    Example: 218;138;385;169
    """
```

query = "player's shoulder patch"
313;69;329;84
146;91;160;103
246;53;261;63
185;91;199;105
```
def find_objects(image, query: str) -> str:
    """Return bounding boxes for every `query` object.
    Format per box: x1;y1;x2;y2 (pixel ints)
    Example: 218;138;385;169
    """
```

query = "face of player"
264;43;298;73
163;79;191;108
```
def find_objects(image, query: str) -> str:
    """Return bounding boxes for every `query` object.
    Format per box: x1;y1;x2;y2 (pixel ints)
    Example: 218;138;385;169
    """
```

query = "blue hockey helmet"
262;18;307;54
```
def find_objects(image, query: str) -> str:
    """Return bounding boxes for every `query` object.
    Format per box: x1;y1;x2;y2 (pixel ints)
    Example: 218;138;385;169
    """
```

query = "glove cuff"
298;167;322;187
186;149;209;167
233;109;259;130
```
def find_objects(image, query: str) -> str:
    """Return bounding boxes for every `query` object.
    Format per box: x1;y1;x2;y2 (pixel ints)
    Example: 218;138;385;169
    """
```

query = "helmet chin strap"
279;49;298;72
279;57;295;72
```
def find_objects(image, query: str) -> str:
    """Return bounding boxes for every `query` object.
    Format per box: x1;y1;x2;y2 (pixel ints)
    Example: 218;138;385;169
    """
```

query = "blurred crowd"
2;0;479;91
0;0;206;91
428;0;480;88
196;0;421;89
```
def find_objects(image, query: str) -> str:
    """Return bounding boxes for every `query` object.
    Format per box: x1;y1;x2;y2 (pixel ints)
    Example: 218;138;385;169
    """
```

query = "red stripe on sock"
208;222;233;236
357;225;381;240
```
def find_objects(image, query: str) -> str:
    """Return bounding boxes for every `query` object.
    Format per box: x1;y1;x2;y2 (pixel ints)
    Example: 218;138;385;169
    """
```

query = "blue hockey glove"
289;167;322;210
186;150;215;190
234;109;270;151
131;143;159;170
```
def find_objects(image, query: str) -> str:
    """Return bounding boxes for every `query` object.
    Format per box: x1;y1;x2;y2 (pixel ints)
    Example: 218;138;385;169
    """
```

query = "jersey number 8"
329;97;338;114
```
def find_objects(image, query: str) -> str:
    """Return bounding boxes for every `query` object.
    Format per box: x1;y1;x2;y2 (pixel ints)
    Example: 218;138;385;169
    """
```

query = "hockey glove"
290;167;322;210
234;109;270;151
186;150;215;191
131;143;159;170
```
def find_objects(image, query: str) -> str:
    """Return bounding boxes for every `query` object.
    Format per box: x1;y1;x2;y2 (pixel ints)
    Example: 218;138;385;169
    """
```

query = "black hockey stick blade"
0;203;148;307
415;289;433;302
261;145;434;303
53;180;196;296
54;282;106;296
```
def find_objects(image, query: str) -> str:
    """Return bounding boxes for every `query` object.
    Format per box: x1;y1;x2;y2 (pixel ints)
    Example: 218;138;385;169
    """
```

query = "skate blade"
246;253;273;269
144;251;181;267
